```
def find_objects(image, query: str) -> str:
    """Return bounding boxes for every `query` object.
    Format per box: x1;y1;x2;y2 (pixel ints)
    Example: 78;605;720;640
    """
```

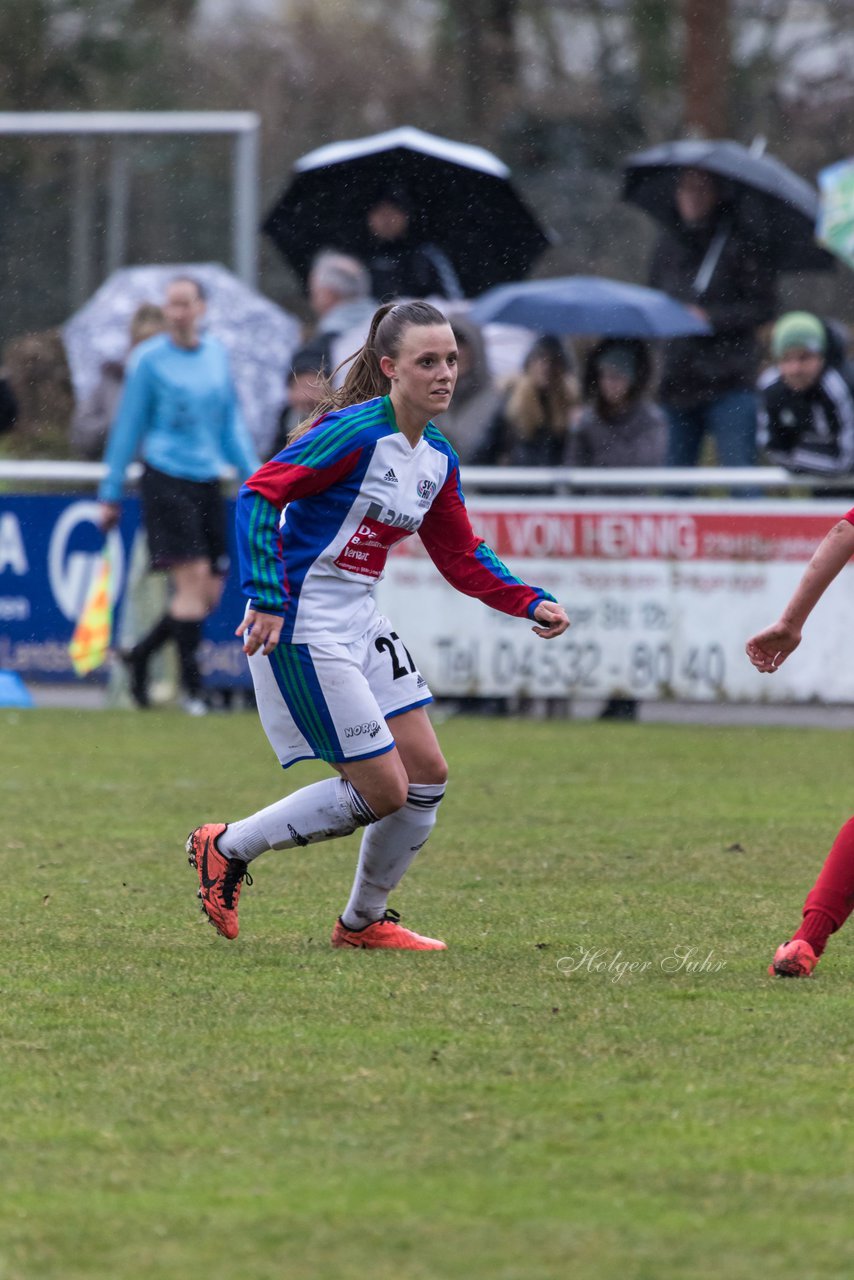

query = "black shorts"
140;465;230;574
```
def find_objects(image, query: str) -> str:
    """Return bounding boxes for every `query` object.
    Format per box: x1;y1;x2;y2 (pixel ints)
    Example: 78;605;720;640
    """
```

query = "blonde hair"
130;303;165;346
289;299;448;442
504;366;577;440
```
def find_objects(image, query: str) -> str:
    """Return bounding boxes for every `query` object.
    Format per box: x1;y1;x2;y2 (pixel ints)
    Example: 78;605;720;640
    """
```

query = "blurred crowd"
1;172;852;490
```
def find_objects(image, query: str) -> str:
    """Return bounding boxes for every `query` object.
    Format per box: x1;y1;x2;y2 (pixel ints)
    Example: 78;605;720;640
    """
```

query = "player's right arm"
235;608;283;656
746;515;854;672
234;426;361;627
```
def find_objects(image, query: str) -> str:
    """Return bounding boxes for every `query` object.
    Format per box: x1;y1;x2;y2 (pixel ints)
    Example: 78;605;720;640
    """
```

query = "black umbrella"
622;138;835;273
262;126;552;296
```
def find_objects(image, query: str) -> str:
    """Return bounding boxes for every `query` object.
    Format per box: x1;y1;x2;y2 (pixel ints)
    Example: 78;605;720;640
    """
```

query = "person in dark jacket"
567;338;667;722
362;189;462;302
0;368;18;434
649;167;777;467
758;311;854;479
566;338;667;470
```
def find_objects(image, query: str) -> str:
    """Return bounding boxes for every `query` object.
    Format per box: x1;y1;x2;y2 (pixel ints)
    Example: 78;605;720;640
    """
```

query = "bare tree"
438;0;522;133
682;0;731;137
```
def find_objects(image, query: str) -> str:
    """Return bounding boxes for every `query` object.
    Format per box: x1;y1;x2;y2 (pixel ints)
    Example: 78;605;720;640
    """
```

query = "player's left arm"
419;465;569;638
531;599;570;639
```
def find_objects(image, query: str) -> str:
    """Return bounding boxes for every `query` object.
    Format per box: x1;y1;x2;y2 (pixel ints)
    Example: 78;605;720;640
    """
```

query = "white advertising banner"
374;497;854;703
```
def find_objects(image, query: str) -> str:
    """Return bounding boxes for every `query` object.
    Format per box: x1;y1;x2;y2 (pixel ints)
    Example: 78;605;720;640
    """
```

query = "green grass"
4;708;854;1279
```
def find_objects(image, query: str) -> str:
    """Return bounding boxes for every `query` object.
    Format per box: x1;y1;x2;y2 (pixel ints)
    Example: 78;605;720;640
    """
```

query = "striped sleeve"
418;461;555;619
235;419;364;616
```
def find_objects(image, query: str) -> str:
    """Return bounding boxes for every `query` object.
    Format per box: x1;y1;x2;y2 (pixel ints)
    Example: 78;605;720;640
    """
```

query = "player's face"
384;323;459;421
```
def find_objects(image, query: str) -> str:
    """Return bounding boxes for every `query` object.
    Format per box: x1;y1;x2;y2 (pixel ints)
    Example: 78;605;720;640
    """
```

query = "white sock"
340;783;446;929
220;778;377;863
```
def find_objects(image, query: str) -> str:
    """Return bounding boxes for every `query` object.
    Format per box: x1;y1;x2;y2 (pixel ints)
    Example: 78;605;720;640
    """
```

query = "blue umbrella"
467;275;711;338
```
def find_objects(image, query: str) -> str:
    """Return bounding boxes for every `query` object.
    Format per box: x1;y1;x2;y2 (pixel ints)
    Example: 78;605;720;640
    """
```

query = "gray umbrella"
622;138;835;273
468;276;711;338
62;263;302;457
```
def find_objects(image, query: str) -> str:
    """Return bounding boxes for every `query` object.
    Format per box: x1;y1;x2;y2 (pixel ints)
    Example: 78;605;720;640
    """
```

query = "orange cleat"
331;908;446;951
186;823;252;940
768;938;819;978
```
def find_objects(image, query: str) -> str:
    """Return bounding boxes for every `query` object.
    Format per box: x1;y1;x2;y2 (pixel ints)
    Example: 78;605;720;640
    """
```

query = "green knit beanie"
771;311;827;359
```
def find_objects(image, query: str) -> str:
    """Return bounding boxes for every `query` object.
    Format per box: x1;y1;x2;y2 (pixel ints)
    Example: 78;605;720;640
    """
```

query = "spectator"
758;311;854;479
649;167;777;467
566;338;667;470
269;347;328;457
302;251;377;381
98;276;259;715
0;366;18;434
70;304;165;460
4;329;74;458
473;334;578;468
566;338;667;723
363;188;462;302
439;314;503;463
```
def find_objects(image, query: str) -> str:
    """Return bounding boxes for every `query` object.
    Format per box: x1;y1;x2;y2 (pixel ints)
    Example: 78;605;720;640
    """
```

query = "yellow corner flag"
68;545;116;677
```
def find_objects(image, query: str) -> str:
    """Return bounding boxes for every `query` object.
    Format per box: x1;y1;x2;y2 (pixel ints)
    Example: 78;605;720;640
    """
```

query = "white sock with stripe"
340;783;446;929
219;778;377;862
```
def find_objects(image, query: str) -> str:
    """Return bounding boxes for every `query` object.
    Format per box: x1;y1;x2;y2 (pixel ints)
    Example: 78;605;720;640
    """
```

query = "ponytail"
289;300;448;442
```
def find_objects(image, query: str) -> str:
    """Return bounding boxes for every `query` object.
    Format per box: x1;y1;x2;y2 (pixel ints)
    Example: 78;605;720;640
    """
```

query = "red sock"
792;816;854;957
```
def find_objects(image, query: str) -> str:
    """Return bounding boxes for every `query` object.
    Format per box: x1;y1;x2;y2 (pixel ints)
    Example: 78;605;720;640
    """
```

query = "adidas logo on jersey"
383;467;399;484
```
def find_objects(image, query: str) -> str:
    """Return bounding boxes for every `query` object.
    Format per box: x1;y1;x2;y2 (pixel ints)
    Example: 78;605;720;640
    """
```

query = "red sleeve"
418;466;554;619
245;450;360;509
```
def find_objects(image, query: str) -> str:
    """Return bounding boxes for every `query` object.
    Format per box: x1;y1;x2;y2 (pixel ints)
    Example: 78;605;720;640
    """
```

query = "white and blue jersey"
237;394;553;645
236;395;555;768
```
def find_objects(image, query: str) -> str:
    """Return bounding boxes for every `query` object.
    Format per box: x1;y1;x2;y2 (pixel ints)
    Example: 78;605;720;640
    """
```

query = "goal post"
0;111;261;301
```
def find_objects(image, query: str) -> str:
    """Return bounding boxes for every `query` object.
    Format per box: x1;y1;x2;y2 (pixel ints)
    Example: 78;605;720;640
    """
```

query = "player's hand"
236;608;283;656
532;601;570;639
745;621;801;673
98;501;121;532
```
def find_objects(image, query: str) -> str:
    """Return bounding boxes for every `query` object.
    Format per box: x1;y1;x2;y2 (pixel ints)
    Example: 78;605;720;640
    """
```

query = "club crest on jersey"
417;478;437;507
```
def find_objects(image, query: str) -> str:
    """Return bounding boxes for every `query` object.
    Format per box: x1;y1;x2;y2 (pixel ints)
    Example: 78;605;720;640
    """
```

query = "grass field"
4;706;854;1280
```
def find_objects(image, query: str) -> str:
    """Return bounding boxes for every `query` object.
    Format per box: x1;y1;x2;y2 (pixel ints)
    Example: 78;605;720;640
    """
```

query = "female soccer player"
187;300;569;950
746;510;854;976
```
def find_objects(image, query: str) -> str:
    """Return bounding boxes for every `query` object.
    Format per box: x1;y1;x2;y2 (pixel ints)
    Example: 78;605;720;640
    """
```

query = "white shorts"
247;612;433;769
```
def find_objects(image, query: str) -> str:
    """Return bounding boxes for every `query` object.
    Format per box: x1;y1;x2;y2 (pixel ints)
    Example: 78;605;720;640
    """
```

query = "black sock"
132;613;174;661
172;619;204;698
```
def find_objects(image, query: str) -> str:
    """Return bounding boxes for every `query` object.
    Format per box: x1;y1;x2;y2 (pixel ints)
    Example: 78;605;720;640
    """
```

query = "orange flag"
68;547;116;676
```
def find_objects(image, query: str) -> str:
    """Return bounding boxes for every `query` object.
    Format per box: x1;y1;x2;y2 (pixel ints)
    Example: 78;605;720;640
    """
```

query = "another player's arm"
746;517;854;672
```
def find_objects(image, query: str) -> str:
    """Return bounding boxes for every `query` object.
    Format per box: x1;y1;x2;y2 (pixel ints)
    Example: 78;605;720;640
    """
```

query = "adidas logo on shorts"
383;468;399;484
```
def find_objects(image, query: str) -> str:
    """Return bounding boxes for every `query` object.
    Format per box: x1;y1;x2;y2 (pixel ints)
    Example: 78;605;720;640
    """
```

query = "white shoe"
181;696;208;717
